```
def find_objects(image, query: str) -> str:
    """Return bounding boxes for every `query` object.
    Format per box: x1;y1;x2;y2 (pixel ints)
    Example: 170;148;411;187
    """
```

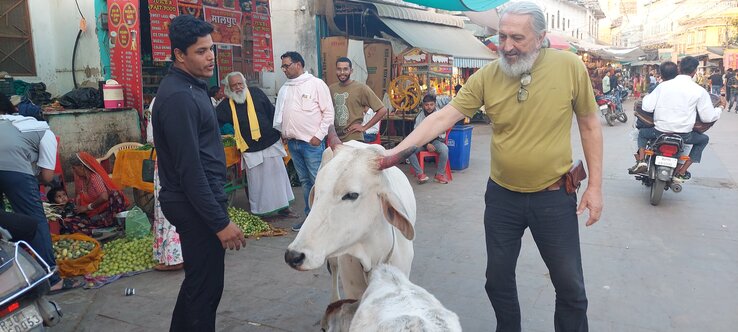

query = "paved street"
51;99;738;331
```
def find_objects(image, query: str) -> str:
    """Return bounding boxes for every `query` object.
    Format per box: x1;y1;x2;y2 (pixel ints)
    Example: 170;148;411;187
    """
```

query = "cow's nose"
284;249;306;269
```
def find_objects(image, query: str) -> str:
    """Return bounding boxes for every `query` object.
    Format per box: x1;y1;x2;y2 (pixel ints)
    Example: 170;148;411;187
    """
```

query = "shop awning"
378;17;496;68
401;0;509;11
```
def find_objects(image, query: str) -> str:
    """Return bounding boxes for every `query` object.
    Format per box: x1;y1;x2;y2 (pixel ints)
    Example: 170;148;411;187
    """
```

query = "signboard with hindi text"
108;0;143;113
147;0;178;61
203;6;242;46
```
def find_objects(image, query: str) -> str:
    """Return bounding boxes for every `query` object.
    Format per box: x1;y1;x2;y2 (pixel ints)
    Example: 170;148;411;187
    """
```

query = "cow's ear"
380;195;415;240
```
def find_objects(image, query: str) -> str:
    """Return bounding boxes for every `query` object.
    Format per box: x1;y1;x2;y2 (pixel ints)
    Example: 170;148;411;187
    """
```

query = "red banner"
108;0;143;113
148;0;178;62
251;0;273;72
217;45;234;84
177;2;203;19
203;6;242;46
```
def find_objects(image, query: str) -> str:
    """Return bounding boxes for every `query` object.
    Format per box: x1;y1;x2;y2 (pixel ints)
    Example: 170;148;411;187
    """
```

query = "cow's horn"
327;125;342;150
378;146;418;170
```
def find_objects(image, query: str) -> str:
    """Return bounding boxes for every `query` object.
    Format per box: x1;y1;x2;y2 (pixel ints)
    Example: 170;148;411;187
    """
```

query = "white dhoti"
242;141;295;215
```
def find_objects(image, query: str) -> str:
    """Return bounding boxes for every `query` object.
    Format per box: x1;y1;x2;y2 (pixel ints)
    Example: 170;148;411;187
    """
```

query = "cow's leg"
338;255;368;299
327;257;341;302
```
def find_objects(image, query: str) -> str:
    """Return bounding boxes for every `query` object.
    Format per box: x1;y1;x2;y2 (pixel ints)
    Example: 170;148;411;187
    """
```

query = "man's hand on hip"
309;136;322;146
577;186;603;226
346;123;365;135
216;222;247;250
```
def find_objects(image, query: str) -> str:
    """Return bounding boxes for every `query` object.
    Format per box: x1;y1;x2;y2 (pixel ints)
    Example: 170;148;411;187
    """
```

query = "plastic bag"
51;233;103;277
59;87;103;109
125;206;150;238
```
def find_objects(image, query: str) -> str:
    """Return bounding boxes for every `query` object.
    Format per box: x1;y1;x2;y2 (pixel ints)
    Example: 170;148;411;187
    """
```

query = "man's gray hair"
222;71;246;95
500;1;547;37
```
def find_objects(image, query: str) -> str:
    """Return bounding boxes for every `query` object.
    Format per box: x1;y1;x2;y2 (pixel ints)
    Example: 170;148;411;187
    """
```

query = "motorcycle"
634;134;690;206
595;88;628;126
0;226;62;331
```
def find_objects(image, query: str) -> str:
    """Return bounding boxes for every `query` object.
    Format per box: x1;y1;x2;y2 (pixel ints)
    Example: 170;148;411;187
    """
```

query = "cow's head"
285;127;417;271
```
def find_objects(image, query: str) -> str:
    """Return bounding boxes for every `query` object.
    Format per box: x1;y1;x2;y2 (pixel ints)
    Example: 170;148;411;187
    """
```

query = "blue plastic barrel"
447;125;472;170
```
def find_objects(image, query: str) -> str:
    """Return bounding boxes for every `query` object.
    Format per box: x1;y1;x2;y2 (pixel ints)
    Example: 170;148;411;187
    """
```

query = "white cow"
322;264;462;332
284;131;417;301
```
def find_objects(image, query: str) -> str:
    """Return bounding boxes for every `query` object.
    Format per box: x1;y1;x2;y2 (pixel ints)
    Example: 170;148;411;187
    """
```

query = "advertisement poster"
251;0;273;71
148;0;179;61
203;6;242;46
725;49;738;71
108;0;143;113
178;2;203;19
217;45;234;84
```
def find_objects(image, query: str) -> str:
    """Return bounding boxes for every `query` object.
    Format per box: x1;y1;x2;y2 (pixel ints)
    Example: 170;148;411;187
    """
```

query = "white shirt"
641;75;722;133
362;108;380;135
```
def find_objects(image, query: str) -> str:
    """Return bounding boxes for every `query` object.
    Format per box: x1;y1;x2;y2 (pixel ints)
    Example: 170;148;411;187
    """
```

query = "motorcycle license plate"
0;306;42;332
655;156;677;168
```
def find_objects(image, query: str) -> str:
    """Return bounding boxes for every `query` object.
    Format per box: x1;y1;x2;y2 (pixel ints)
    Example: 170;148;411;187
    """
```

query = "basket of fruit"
51;233;103;277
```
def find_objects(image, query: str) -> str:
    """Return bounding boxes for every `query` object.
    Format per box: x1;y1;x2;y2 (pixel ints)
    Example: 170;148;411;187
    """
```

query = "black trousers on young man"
161;200;227;332
484;179;588;332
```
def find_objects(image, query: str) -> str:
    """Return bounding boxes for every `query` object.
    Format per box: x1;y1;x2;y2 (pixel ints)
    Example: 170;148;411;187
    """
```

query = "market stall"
394;48;454;97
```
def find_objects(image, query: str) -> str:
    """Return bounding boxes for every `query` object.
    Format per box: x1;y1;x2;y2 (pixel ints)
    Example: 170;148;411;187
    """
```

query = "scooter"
0;226;62;331
634;134;690;206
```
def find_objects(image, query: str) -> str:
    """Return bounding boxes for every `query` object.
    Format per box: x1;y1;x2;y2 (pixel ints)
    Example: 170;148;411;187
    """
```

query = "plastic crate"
0;77;14;95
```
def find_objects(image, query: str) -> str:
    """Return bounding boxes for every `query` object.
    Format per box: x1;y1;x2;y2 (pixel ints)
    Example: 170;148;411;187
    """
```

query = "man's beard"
497;48;540;78
225;89;247;104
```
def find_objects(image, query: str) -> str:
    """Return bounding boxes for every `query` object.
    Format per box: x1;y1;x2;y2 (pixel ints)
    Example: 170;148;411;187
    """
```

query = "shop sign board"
251;0;273;72
217;45;234;84
203;6;242;46
108;0;143;113
147;0;178;61
725;49;738;71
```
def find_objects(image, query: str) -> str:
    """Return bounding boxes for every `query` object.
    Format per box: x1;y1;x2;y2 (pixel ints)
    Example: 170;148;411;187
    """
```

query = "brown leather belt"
542;177;565;192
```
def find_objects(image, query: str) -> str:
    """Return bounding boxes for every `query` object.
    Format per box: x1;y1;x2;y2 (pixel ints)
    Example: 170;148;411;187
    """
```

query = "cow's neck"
360;224;397;275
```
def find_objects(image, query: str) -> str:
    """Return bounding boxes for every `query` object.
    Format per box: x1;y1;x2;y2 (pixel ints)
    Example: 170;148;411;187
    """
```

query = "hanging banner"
148;0;179;61
217;45;234;84
251;0;273;72
203;6;242;46
178;1;203;19
108;0;143;113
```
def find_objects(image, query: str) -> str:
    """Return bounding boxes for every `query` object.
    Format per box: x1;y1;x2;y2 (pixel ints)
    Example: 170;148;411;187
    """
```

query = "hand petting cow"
284;126;418;301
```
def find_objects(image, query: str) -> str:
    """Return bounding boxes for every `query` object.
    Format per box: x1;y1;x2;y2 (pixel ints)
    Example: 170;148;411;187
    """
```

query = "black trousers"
484;179;588;332
160;200;226;332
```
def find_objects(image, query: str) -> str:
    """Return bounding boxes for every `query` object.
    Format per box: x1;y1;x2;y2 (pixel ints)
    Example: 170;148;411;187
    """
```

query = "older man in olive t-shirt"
386;2;603;331
330;57;388;142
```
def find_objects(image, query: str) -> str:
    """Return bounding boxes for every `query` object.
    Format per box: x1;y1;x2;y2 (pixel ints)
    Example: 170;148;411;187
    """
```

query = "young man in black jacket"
152;15;246;332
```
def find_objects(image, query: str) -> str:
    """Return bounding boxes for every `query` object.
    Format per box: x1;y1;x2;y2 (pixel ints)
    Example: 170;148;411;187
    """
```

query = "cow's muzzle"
284;249;306;269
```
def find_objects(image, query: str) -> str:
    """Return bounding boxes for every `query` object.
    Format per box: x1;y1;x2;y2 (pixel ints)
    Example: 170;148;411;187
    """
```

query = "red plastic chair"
411;129;453;181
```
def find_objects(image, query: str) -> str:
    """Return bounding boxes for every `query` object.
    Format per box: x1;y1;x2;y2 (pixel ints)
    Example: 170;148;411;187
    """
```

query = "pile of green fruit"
53;238;96;261
222;136;236;148
91;236;157;277
136;143;154;151
228;207;270;236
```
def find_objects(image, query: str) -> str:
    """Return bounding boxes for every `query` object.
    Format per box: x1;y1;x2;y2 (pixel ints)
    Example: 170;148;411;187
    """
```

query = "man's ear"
173;48;185;63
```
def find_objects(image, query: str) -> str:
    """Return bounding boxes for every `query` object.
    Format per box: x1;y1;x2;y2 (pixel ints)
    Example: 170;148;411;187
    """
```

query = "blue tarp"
402;0;509;11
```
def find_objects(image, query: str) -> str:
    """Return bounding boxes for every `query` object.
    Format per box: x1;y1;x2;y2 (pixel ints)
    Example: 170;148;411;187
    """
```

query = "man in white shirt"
630;57;725;179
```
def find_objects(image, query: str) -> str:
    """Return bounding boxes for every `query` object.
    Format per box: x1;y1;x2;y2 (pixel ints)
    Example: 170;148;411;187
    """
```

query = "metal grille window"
0;0;36;76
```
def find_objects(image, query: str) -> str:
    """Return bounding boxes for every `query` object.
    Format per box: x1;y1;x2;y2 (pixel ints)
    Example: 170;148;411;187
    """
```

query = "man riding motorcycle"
628;57;725;180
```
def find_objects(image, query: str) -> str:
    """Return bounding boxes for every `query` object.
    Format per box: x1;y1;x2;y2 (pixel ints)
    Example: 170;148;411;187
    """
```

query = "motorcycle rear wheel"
650;178;666;205
605;113;616;126
617;112;628;123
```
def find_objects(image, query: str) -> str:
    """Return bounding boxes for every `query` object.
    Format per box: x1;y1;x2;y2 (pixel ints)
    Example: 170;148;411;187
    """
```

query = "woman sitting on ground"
69;152;129;229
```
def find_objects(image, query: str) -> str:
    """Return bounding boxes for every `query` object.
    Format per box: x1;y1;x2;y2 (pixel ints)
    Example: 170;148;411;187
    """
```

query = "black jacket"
152;67;229;233
215;87;281;152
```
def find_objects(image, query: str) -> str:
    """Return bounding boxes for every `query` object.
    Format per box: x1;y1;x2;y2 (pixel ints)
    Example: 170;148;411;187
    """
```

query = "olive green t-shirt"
450;48;597;192
329;81;385;142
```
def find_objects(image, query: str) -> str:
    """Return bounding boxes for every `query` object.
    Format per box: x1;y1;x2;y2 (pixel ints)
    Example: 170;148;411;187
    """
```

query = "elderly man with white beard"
215;72;297;219
387;2;603;331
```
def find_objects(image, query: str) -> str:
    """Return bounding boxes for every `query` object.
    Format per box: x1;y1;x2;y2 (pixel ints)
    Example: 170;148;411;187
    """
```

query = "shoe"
434;174;449;184
154;263;184;271
291;222;304;232
416;173;429;184
628;161;647;174
673;173;689;182
49;277;84;295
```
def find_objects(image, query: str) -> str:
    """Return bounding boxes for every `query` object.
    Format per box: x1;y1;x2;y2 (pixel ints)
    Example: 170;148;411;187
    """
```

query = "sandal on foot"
154;263;184;271
49;278;84;295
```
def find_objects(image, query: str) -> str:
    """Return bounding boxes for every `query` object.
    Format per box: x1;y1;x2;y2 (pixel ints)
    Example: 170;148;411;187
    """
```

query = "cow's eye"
342;192;359;201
